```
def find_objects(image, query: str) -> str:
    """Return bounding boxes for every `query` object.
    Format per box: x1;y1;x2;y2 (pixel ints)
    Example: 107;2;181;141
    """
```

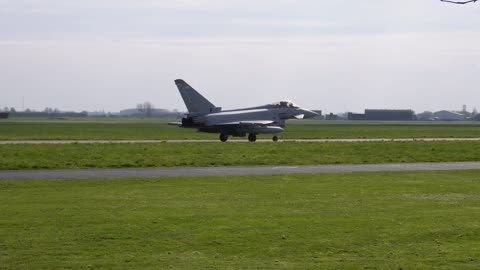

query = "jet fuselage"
172;79;318;142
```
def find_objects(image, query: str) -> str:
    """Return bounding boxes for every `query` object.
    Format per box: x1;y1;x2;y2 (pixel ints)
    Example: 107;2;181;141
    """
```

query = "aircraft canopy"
271;100;299;108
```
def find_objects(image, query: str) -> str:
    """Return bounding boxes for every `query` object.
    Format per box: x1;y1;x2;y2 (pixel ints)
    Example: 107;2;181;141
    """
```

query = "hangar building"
433;111;465;121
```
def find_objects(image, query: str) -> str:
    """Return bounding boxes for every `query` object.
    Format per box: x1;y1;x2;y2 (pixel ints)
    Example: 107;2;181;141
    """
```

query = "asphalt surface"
1;162;479;180
1;138;480;144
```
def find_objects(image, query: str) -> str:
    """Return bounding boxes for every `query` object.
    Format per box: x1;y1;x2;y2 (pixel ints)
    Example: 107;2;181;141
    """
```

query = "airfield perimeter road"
1;162;479;180
1;138;480;144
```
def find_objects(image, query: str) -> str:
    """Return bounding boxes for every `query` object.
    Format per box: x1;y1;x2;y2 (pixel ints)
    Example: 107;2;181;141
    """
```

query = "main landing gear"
219;133;228;142
219;133;278;142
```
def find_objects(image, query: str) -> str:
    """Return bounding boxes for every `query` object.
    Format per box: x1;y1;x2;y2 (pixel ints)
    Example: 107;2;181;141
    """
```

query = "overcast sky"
1;0;479;113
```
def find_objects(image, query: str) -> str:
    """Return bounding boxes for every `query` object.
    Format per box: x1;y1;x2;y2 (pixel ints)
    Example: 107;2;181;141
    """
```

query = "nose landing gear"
272;136;278;142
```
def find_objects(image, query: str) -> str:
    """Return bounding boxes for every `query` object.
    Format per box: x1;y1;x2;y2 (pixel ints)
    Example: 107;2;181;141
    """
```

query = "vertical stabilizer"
175;79;218;114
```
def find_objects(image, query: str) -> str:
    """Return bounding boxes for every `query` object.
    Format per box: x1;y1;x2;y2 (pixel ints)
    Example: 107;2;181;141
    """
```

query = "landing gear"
219;133;228;142
272;136;278;142
248;133;257;142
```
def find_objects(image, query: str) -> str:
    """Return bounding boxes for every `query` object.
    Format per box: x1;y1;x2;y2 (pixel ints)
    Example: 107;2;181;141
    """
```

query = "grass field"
1;141;480;170
1;170;480;269
7;117;480;125
7;117;178;123
0;121;479;140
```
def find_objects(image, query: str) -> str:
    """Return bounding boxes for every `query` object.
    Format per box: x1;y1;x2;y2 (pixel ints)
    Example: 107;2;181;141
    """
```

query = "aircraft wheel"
272;136;278;142
248;134;257;142
220;133;228;142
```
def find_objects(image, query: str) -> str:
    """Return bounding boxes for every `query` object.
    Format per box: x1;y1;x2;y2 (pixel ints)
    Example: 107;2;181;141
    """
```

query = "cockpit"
271;100;300;108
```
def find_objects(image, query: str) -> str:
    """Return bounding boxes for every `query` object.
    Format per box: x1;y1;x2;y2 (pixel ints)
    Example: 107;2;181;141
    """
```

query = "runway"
1;138;480;144
1;162;479;180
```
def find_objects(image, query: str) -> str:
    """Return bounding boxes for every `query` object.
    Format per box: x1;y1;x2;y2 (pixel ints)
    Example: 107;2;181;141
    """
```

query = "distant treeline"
9;111;88;118
5;110;183;118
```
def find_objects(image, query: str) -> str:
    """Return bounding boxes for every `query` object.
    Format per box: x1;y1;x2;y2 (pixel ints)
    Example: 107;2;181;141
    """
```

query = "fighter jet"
169;79;318;142
440;0;477;4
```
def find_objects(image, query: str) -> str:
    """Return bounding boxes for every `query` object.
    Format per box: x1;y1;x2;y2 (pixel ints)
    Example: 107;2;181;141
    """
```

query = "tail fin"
175;79;219;114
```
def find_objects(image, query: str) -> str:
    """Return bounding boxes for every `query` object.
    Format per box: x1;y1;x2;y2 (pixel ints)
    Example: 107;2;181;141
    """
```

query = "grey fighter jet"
441;0;477;4
169;79;318;142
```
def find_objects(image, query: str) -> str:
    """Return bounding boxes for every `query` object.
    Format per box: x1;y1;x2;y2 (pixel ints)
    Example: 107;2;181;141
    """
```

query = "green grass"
292;120;480;125
0;122;210;140
0;121;479;140
7;117;178;122
1;170;480;269
1;141;480;170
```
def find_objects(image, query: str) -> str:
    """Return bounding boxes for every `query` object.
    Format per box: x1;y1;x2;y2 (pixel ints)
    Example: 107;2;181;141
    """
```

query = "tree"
137;102;154;117
10;107;16;113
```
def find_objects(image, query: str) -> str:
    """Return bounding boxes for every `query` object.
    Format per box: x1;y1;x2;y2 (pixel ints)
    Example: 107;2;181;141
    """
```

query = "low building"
0;112;9;119
433;110;465;121
365;109;415;121
87;111;107;117
325;113;338;120
416;111;434;121
347;112;366;120
119;108;181;118
347;109;415;121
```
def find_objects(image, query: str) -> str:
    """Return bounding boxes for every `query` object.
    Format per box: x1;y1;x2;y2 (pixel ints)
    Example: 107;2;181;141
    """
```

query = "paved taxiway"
1;138;480;144
1;162;479;180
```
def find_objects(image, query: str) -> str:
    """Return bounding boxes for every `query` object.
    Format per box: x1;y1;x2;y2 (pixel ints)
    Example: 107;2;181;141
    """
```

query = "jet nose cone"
302;109;319;119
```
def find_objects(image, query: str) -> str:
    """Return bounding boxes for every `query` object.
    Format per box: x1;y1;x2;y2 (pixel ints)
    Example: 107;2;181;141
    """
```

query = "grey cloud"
1;0;480;40
1;1;479;112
